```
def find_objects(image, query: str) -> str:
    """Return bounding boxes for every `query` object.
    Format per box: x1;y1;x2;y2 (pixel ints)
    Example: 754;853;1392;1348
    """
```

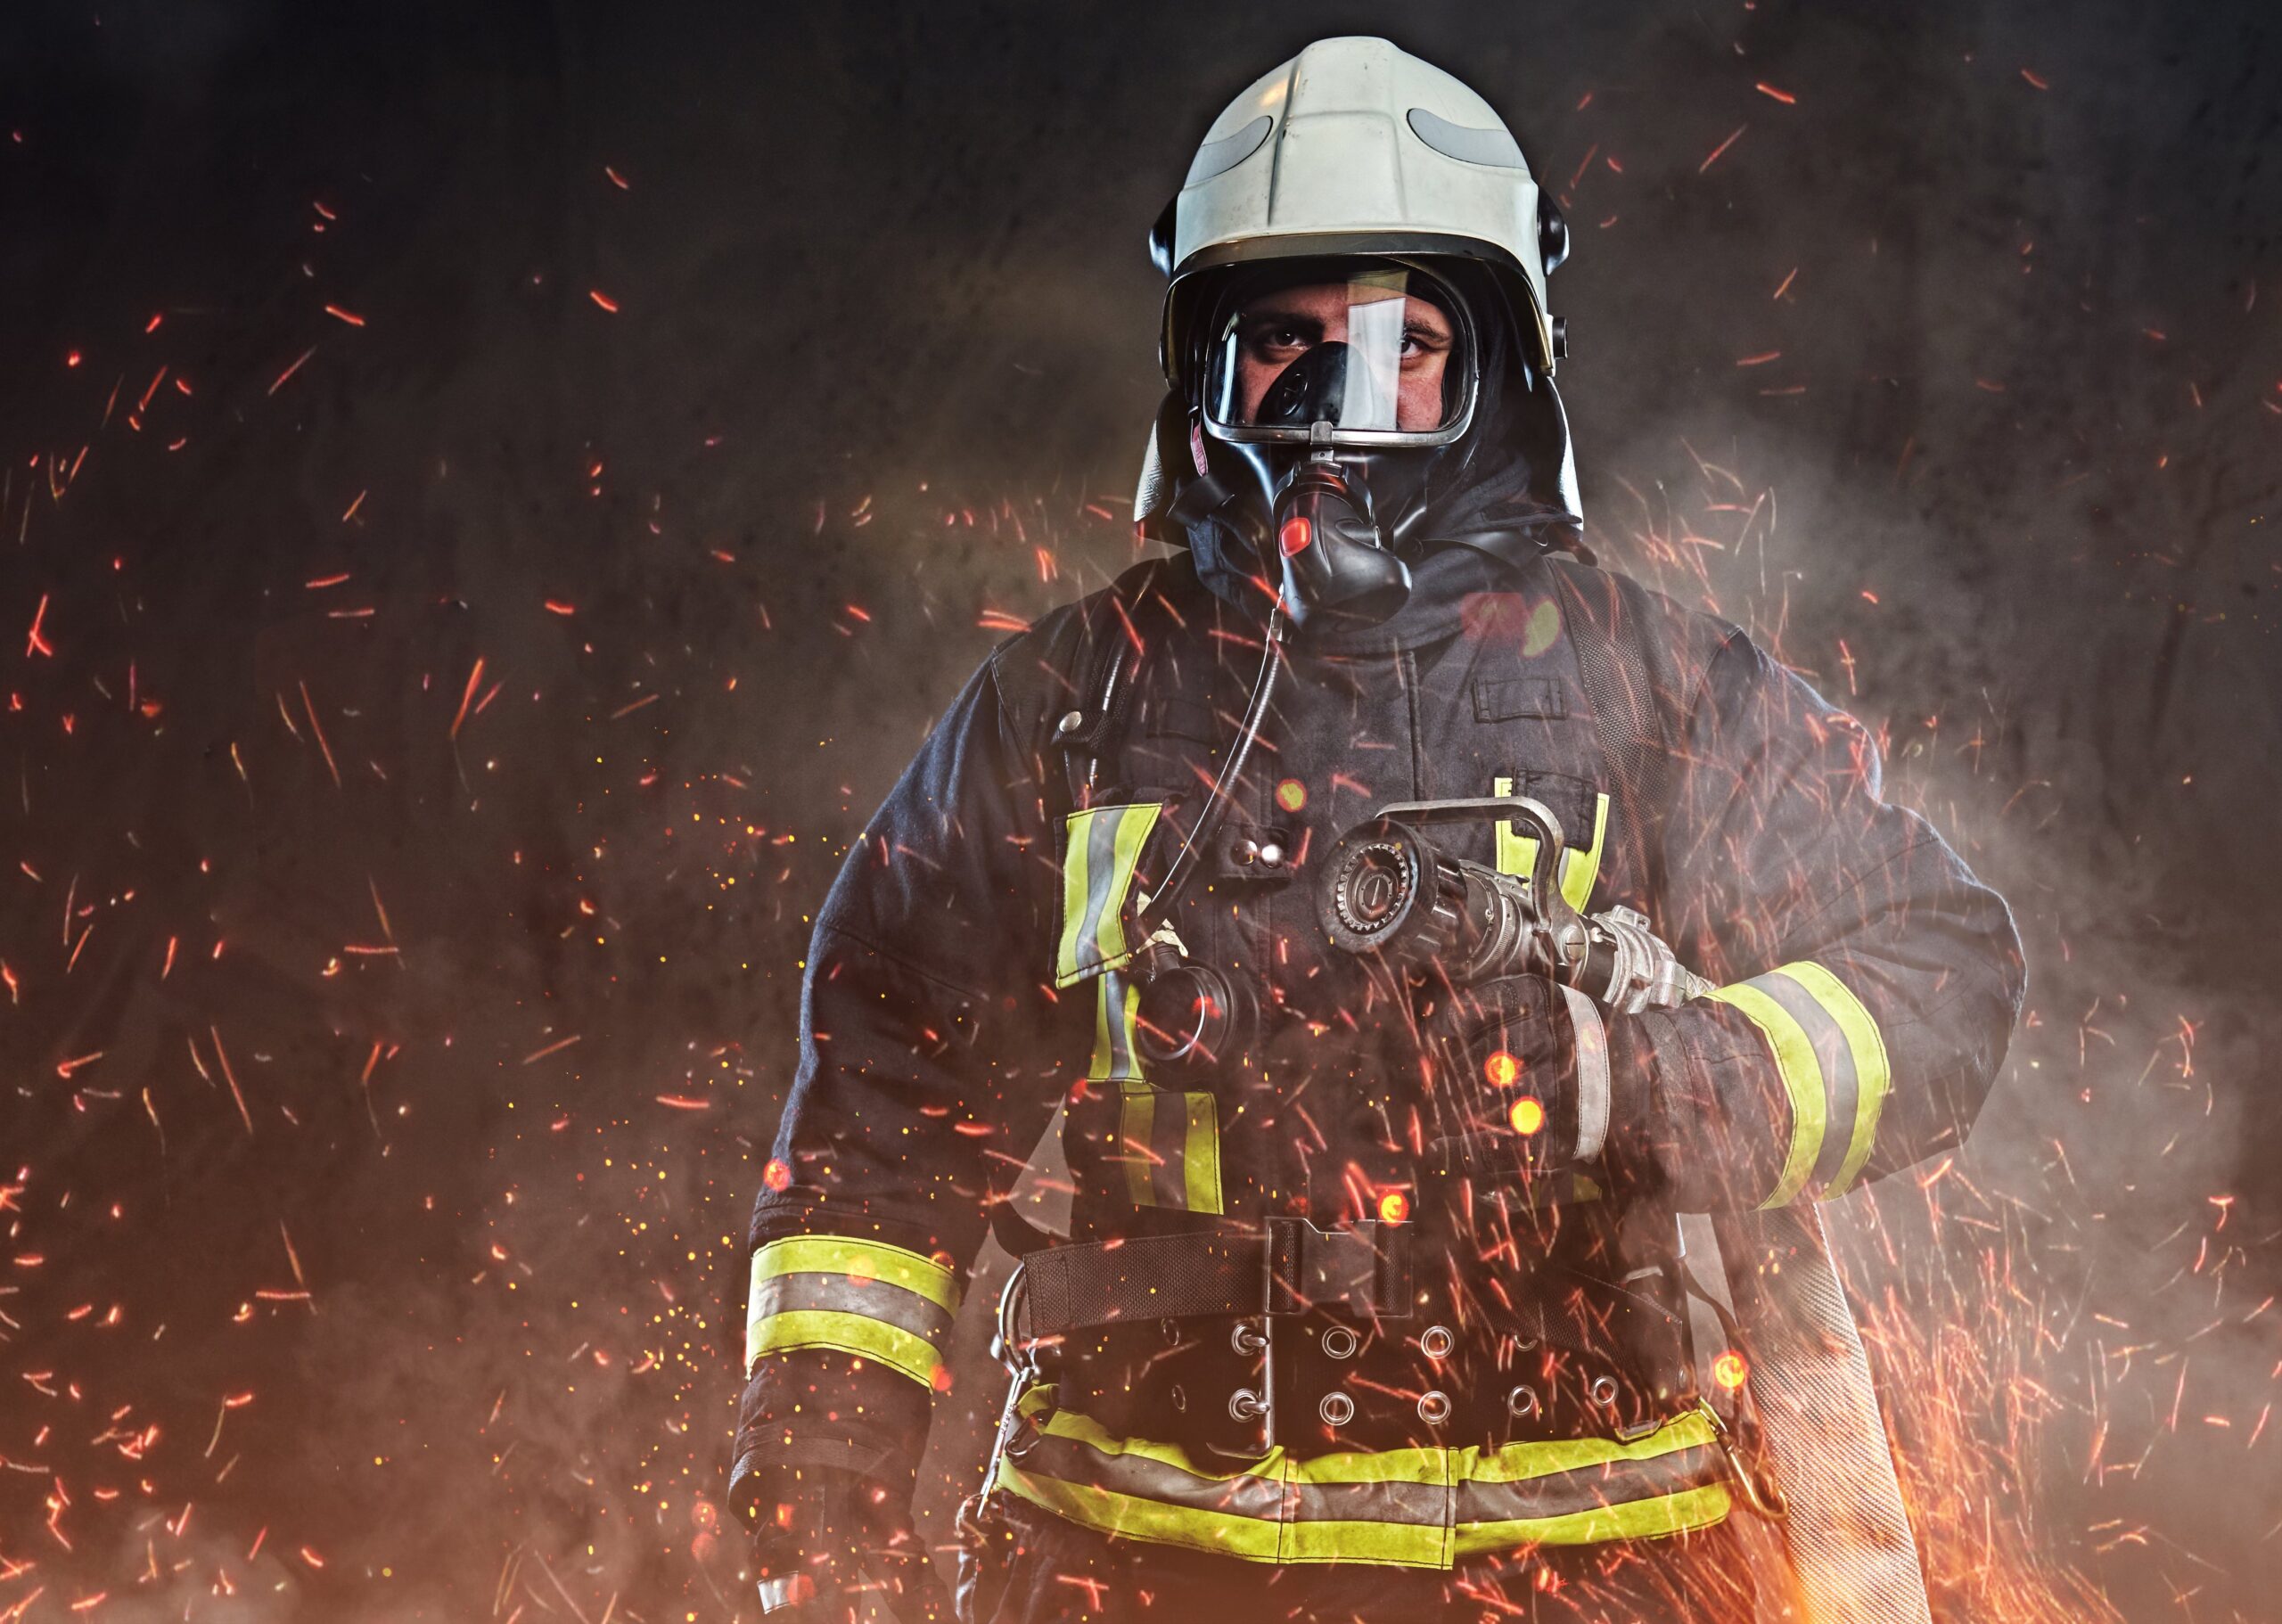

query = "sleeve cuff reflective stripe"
1705;961;1892;1206
744;1236;960;1388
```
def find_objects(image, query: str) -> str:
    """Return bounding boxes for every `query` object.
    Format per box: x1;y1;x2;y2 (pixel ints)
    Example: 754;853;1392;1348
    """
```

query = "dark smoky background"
1;0;2277;1619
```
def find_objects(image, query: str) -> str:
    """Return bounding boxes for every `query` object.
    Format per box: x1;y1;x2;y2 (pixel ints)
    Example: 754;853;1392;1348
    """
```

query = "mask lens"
1204;261;1472;442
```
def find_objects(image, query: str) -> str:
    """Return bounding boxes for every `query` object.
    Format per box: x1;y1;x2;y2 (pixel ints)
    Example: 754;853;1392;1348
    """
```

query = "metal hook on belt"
993;1264;1036;1380
1705;1402;1789;1521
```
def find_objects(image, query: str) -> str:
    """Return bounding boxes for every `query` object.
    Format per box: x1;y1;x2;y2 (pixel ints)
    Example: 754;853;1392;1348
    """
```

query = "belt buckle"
1264;1216;1412;1319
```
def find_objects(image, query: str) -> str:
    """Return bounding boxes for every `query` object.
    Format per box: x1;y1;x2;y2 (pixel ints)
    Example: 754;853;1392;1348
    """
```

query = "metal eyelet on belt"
1506;1384;1540;1420
1416;1390;1452;1425
1320;1325;1359;1360
1588;1374;1619;1407
1162;1319;1183;1347
1229;1388;1268;1423
1420;1325;1455;1360
1319;1391;1355;1427
1230;1322;1268;1357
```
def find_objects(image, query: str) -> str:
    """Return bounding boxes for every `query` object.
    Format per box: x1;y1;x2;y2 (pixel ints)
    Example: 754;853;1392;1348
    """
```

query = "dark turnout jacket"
731;542;2022;1570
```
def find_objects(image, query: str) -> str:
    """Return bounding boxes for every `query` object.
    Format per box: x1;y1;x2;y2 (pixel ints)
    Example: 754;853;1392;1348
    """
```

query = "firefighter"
730;37;2023;1624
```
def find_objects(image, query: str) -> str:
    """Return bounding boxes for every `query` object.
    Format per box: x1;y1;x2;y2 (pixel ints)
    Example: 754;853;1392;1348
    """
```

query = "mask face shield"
1200;259;1478;449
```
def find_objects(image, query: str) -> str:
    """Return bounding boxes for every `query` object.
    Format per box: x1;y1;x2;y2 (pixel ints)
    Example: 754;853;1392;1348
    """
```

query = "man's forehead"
1243;279;1449;316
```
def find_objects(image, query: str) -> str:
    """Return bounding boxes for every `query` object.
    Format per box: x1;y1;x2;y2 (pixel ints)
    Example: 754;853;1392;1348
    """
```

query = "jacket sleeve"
729;641;1088;1517
1615;629;2025;1213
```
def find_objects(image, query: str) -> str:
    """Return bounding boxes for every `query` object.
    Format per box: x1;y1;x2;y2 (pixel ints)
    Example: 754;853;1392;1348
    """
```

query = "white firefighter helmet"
1153;36;1569;395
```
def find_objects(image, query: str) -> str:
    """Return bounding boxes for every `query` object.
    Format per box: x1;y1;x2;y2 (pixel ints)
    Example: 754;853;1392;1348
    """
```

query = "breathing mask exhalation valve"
1271;425;1412;630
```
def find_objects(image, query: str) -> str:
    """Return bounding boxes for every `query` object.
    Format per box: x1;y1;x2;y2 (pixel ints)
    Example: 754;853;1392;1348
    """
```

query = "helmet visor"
1201;259;1476;447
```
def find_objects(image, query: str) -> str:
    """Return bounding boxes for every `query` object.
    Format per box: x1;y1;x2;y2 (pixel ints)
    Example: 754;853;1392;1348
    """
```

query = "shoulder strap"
991;557;1180;812
1548;564;1700;888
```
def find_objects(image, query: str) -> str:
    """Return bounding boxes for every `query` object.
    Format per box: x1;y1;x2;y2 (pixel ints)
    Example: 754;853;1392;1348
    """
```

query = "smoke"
1577;395;2282;1615
2;0;2276;1619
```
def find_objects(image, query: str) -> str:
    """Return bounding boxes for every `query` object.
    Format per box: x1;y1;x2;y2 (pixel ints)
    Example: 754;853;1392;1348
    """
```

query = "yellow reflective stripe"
1055;804;1164;987
1028;1387;1711;1488
1118;1087;1156;1208
1055;808;1094;985
1458;1407;1716;1482
1782;960;1892;1196
1279;1514;1448;1567
745;1308;942;1387
997;1389;1730;1567
1027;1387;1284;1480
752;1235;957;1310
1287;1446;1437;1487
995;1458;1285;1561
1492;782;1608;912
1560;791;1609;912
745;1237;957;1385
1112;1087;1222;1213
1101;805;1159;964
1182;1091;1224;1217
1704;979;1826;1208
1454;1483;1731;1554
1088;972;1145;1082
998;1458;1723;1567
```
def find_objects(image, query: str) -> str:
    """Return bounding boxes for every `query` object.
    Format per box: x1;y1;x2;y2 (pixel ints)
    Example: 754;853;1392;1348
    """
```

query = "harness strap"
1049;559;1178;805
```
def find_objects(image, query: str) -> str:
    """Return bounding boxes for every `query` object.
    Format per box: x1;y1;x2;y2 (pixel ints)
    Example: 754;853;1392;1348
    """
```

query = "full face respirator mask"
1194;258;1481;630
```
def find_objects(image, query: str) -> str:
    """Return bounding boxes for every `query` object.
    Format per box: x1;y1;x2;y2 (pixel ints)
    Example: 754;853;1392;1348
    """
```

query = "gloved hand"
1416;972;1613;1177
745;1466;952;1624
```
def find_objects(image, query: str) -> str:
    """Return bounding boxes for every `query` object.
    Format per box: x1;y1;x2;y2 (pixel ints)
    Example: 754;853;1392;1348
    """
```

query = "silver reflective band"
1562;982;1611;1163
756;1574;814;1615
745;1268;955;1352
1404;107;1527;170
1186;114;1273;185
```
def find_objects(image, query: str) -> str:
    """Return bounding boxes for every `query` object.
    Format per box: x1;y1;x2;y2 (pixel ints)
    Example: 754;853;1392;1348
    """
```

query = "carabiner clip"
1704;1402;1790;1521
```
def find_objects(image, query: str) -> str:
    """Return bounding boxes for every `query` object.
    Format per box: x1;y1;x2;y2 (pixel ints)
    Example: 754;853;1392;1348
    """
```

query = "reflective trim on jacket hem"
990;1386;1731;1568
